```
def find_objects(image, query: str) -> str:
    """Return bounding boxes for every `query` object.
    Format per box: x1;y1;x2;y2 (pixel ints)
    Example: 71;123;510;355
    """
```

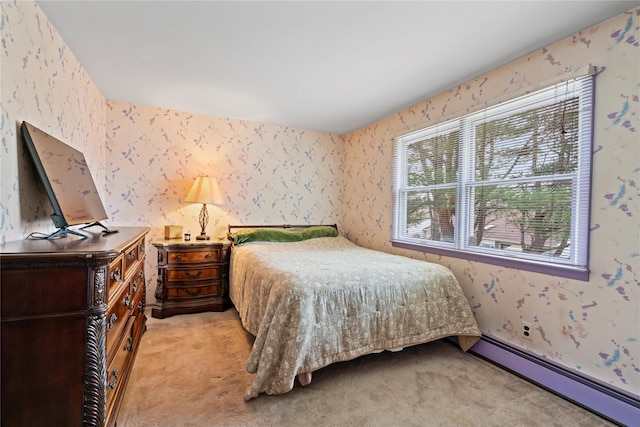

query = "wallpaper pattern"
1;0;106;244
104;102;344;303
1;1;638;400
342;9;639;397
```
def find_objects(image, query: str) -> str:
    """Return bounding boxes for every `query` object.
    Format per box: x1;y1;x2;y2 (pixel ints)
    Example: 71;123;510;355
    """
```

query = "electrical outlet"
522;321;532;340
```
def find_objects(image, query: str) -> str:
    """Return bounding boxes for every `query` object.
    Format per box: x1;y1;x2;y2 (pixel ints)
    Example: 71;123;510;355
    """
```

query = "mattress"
230;235;481;400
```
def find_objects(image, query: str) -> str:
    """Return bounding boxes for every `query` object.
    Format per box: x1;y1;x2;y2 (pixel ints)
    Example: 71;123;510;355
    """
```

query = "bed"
228;224;482;400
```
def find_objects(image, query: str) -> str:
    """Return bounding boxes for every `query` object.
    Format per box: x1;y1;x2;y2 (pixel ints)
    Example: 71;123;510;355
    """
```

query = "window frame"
391;74;595;281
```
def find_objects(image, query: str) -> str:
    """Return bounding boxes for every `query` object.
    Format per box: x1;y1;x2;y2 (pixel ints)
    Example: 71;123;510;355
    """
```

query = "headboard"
227;224;338;233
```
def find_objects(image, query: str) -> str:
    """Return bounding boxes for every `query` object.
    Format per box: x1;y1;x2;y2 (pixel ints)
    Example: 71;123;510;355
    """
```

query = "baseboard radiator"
461;336;639;426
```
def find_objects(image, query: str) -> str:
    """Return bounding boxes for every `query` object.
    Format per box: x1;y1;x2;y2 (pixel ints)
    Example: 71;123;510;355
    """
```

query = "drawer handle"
205;253;212;259
107;313;118;330
111;268;121;282
176;255;182;260
132;280;138;293
185;271;202;278
139;270;144;280
139;243;145;254
185;288;202;296
108;369;118;389
128;251;136;261
124;336;133;352
122;293;131;307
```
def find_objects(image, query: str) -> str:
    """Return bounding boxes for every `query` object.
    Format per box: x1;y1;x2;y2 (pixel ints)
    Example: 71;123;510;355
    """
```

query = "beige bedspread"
230;236;481;400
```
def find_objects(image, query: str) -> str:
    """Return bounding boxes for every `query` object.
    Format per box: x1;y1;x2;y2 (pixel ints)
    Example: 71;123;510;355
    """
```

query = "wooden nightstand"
151;239;231;319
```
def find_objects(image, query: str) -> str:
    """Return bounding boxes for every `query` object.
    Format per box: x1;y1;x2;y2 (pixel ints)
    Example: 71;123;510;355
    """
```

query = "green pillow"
229;225;338;245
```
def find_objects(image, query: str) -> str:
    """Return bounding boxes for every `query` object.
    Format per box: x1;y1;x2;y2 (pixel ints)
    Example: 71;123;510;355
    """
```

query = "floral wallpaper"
1;0;638;401
1;0;106;244
104;102;344;305
342;8;639;397
104;102;343;235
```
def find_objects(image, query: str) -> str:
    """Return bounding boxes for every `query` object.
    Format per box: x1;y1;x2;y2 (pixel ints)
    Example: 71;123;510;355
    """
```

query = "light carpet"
117;309;614;426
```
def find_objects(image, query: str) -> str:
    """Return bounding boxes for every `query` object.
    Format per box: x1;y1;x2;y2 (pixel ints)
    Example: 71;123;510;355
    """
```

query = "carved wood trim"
154;269;165;302
83;306;107;427
91;267;107;306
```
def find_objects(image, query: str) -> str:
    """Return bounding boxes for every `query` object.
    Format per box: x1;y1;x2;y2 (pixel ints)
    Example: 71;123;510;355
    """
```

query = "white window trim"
392;73;595;281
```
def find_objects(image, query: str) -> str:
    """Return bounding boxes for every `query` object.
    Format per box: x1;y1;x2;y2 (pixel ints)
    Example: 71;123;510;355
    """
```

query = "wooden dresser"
0;226;149;427
151;239;230;318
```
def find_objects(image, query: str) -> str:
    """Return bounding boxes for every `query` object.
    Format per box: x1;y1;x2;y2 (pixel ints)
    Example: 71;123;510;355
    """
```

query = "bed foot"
298;372;312;386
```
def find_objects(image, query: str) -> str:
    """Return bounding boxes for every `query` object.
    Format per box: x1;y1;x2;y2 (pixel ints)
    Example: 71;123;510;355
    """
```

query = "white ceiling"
37;1;638;135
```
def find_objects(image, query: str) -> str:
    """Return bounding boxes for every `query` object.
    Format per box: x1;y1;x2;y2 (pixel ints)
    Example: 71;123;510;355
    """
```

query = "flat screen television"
21;121;115;239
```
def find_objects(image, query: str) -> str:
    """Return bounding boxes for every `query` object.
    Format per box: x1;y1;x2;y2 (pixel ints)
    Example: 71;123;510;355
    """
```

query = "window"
392;74;594;280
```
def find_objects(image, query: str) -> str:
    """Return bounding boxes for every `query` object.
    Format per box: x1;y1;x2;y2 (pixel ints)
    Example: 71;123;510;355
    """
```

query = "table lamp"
184;176;224;240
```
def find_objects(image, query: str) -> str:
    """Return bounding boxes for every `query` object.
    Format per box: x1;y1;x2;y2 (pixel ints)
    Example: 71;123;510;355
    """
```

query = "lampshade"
184;176;224;241
184;176;224;206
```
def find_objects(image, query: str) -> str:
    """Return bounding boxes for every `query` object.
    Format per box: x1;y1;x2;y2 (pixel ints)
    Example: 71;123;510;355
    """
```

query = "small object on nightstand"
184;233;191;241
164;225;183;239
152;239;231;318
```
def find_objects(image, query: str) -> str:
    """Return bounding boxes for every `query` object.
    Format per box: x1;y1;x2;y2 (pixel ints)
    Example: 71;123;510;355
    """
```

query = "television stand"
45;227;87;240
80;221;118;234
2;227;150;426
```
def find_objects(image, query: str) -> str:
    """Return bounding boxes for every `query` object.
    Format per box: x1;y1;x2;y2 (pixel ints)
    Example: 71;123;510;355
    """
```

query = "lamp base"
196;233;210;241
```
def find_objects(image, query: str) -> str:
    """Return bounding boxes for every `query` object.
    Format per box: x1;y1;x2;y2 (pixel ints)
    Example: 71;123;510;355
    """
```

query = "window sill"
390;240;589;281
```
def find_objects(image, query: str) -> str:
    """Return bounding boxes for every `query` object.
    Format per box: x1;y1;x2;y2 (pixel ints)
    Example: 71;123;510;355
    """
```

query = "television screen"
21;121;109;233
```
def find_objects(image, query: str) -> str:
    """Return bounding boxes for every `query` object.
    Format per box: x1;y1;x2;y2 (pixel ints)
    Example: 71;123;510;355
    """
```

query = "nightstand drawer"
168;248;222;264
166;283;221;299
166;267;220;281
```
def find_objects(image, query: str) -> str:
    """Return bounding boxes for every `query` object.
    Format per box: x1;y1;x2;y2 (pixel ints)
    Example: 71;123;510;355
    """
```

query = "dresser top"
0;226;149;258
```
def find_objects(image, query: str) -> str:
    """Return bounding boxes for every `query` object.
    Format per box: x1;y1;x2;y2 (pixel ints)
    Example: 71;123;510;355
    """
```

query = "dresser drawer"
130;265;145;314
131;267;145;300
123;244;139;278
106;281;132;358
106;317;136;422
166;283;221;299
108;255;125;296
168;248;222;264
166;266;220;281
136;238;146;261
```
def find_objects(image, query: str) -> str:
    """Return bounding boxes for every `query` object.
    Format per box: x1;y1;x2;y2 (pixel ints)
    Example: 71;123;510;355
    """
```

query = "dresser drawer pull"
111;268;122;282
122;293;131;307
132;280;138;293
185;271;202;279
176;255;182;260
128;251;136;261
205;253;212;259
108;369;118;389
185;288;202;296
124;336;133;352
107;313;118;330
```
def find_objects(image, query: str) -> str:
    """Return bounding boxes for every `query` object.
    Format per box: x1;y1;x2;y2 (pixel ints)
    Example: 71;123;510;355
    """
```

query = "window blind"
392;73;594;272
